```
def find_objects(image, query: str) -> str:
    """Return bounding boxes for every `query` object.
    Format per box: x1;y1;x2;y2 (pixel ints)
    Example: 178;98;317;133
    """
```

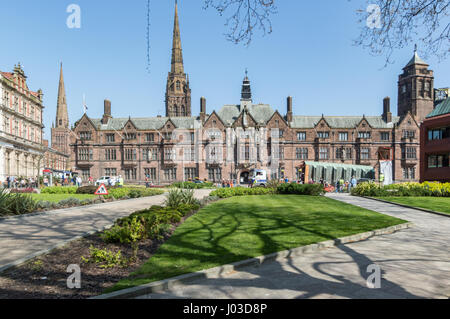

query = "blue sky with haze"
0;0;449;140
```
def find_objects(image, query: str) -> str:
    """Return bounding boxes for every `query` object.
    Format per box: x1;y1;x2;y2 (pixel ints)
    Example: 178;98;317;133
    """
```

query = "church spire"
165;1;191;118
171;1;184;74
56;62;69;129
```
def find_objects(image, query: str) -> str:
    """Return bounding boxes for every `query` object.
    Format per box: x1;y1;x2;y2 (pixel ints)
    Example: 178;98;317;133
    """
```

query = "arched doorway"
240;171;250;184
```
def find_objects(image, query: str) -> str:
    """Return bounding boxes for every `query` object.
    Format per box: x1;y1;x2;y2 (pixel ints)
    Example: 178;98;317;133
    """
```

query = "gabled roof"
216;103;275;126
427;98;450;119
291;116;400;129
91;116;199;131
0;72;13;79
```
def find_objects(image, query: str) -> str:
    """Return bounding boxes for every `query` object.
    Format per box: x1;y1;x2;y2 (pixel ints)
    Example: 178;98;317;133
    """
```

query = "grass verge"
108;194;406;292
376;197;450;215
31;194;96;203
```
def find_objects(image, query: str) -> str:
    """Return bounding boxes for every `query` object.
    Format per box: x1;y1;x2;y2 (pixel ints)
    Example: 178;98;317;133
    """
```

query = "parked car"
95;176;117;186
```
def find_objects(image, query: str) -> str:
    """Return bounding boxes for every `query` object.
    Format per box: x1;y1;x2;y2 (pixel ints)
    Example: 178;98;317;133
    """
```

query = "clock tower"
165;1;191;118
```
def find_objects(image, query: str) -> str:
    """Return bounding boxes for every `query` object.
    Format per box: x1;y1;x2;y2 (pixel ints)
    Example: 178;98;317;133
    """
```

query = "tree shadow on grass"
134;199;437;299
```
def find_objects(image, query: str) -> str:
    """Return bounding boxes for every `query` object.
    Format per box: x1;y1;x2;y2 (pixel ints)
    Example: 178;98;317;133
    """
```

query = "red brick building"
420;98;450;182
61;3;439;185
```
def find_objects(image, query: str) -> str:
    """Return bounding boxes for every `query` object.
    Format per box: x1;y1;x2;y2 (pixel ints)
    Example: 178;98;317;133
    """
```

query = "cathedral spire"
171;0;184;74
56;62;69;129
166;1;191;117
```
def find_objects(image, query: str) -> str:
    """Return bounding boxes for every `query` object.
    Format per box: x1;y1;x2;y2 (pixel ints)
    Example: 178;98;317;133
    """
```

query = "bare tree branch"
355;0;450;66
204;0;277;45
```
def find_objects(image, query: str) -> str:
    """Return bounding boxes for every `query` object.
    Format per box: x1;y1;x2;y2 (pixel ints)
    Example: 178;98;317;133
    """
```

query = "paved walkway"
0;189;212;272
137;194;450;299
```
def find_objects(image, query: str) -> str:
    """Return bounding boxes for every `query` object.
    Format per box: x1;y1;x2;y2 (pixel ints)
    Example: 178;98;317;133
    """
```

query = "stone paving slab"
134;194;450;299
0;189;212;272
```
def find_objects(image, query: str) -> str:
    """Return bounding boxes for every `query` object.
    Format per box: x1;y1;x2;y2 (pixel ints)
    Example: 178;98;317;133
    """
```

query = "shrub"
0;189;38;216
41;186;78;194
105;188;164;200
81;246;128;269
76;186;98;194
277;183;325;196
165;188;200;208
171;181;215;189
210;187;276;198
266;180;281;189
351;181;450;197
58;198;82;207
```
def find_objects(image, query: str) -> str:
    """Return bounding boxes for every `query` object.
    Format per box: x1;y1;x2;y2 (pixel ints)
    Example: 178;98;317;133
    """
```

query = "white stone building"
0;63;45;182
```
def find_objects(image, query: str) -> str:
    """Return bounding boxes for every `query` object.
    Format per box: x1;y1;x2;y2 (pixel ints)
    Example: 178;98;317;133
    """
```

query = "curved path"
136;193;450;299
0;189;212;272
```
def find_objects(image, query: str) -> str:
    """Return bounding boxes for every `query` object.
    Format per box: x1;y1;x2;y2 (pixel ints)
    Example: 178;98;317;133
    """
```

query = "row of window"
428;127;450;141
428;154;450;168
2;89;40;122
81;146;417;162
3;115;40;142
297;131;391;141
81;129;419;144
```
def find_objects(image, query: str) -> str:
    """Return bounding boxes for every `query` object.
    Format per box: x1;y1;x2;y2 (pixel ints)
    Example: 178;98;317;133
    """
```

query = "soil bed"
0;212;194;299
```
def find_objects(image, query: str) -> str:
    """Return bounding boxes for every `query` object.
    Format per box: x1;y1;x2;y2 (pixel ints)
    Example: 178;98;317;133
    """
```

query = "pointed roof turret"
241;69;252;102
171;1;184;74
404;45;428;68
56;63;69;129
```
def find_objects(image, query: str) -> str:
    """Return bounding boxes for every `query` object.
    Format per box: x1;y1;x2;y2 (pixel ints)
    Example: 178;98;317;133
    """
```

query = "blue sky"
1;0;449;140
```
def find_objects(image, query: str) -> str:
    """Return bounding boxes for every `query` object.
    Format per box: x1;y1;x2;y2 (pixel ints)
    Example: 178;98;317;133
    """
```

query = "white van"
95;176;117;186
250;169;267;187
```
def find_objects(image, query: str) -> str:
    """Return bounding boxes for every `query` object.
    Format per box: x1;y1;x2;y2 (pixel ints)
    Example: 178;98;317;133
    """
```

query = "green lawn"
377;197;450;215
31;194;96;203
108;195;406;292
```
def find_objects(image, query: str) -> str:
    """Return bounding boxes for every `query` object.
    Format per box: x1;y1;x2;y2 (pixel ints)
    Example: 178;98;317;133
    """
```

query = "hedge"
351;181;450;197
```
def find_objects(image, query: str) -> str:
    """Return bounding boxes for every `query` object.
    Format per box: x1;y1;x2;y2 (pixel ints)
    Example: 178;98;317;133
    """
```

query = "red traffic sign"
94;184;109;196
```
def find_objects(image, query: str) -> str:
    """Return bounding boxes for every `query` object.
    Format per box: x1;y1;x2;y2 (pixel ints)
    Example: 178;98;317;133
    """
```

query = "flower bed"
351;181;450;197
0;191;218;298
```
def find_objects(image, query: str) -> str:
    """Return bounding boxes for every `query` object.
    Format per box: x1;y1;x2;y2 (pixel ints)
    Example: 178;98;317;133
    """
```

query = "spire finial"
414;44;418;53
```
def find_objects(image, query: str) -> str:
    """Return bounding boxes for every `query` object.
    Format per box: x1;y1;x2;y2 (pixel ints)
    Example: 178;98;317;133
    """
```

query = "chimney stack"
200;97;206;122
102;99;112;124
287;96;293;122
383;97;392;123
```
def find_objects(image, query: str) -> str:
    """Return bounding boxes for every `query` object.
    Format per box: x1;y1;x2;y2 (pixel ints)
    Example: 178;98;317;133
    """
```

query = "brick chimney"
200;97;206;123
102;99;112;124
286;96;293;123
383;97;392;123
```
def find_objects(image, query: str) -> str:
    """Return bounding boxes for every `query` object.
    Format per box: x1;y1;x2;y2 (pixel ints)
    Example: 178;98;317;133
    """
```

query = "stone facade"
0;64;46;181
43;139;69;173
64;4;439;185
